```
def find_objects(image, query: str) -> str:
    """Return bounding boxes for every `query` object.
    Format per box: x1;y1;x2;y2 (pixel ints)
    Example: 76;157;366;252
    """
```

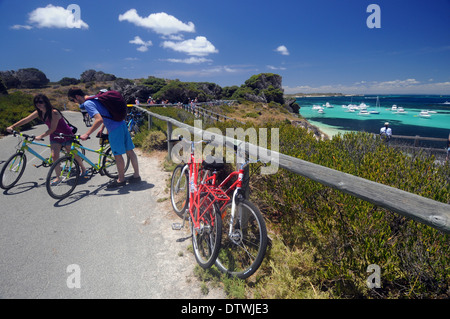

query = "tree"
0;79;8;95
59;77;80;86
142;76;167;95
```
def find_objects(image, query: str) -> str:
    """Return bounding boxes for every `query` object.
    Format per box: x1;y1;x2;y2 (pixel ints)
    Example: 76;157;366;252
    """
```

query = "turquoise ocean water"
296;95;450;144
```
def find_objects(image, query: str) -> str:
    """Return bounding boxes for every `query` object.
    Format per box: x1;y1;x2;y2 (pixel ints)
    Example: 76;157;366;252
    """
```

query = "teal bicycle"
45;133;130;199
0;131;82;190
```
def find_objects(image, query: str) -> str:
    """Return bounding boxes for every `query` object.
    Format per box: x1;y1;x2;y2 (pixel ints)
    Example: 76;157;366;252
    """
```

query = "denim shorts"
108;121;135;156
50;139;72;147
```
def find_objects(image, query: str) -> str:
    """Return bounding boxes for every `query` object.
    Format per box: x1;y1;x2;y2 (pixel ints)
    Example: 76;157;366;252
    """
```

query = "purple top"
44;114;73;143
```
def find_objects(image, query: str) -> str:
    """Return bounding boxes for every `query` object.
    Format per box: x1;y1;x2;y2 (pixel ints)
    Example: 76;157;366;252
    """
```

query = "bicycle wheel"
215;198;268;279
0;152;27;190
192;195;222;269
102;147;130;178
46;156;80;199
170;164;189;217
132;123;140;135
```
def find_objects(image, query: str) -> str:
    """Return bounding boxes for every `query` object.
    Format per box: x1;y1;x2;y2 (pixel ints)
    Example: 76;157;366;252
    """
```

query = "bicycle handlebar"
11;130;37;141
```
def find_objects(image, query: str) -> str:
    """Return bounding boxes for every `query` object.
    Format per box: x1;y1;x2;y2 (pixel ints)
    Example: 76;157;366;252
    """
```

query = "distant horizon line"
287;93;450;97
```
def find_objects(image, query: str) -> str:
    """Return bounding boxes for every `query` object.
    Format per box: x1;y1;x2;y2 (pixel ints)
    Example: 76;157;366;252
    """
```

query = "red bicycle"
169;136;223;269
170;138;267;278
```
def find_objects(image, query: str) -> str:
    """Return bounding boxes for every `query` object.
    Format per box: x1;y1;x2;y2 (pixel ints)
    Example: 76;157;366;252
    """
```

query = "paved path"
0;111;225;299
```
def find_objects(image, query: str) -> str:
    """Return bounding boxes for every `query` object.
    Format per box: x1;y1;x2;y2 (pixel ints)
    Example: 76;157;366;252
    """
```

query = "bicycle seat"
202;156;225;171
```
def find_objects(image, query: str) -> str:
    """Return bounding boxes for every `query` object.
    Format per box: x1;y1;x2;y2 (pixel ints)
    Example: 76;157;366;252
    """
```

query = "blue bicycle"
126;110;143;135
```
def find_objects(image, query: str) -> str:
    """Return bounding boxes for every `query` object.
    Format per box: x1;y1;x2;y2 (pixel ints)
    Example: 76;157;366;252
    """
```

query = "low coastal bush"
142;131;167;152
250;123;449;298
0;91;36;134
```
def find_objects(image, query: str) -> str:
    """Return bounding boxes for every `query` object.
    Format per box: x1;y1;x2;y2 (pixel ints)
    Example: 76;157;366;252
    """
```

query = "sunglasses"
36;100;45;104
69;97;76;102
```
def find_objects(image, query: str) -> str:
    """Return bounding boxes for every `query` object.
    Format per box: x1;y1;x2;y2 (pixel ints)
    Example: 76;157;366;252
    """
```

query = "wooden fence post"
167;121;173;161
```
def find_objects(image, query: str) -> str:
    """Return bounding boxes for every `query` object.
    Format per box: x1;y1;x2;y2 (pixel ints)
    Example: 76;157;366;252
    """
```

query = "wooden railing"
134;105;450;234
134;102;242;123
389;134;448;154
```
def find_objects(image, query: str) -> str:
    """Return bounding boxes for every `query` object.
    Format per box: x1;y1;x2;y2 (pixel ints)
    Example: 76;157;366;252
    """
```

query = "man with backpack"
67;87;141;188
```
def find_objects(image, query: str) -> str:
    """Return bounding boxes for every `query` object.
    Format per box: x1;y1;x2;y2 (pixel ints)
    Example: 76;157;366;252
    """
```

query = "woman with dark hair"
7;94;87;182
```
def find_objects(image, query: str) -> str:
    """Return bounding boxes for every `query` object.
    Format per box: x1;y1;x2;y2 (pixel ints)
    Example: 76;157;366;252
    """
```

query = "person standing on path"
380;122;392;142
67;88;141;188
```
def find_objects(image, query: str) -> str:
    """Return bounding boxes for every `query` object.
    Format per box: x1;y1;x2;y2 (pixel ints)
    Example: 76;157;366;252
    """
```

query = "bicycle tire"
170;164;189;217
132;123;140;135
0;152;27;190
102;147;130;178
192;195;222;269
46;155;80;199
215;198;268;279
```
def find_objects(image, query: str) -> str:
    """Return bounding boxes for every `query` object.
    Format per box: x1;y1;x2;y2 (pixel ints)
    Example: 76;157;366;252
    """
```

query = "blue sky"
1;0;449;94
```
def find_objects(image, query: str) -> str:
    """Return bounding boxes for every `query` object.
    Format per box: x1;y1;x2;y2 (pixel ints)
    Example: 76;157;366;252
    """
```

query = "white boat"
358;109;370;116
391;105;398;111
317;107;325;114
358;103;368;109
395;107;407;114
369;96;380;114
312;105;322;110
324;102;333;108
419;110;431;118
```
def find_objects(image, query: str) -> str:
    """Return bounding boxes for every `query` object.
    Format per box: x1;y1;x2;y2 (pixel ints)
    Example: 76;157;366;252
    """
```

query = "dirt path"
134;148;225;299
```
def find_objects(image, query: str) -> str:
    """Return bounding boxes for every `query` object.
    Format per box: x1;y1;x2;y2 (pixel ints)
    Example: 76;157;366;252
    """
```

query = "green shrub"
142;131;167;152
251;124;449;298
0;91;36;134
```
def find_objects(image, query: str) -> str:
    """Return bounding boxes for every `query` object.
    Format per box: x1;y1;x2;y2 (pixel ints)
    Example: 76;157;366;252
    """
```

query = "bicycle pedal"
172;223;183;230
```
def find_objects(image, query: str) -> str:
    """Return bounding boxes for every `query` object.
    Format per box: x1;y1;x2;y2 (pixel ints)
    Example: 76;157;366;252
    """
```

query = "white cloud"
118;9;195;35
267;65;287;70
162;36;218;57
157;65;249;79
129;36;153;52
164;57;213;64
275;45;289;56
10;25;33;30
26;4;88;29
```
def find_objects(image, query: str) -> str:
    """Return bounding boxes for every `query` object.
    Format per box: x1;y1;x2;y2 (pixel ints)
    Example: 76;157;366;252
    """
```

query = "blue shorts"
108;121;135;156
50;139;72;147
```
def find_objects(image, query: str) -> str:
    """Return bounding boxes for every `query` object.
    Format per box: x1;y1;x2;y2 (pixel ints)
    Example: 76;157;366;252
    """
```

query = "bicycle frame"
201;162;248;238
12;131;53;165
127;118;135;131
174;138;223;231
66;139;110;171
188;143;217;230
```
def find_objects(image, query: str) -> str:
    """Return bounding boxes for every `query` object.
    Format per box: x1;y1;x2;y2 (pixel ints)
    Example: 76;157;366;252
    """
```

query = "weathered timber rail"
389;134;448;154
134;102;242;123
134;105;450;234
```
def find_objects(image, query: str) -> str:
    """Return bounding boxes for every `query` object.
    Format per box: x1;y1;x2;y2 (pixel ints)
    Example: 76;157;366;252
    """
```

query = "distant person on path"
67;88;141;189
6;94;87;182
446;133;450;162
380;122;392;142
